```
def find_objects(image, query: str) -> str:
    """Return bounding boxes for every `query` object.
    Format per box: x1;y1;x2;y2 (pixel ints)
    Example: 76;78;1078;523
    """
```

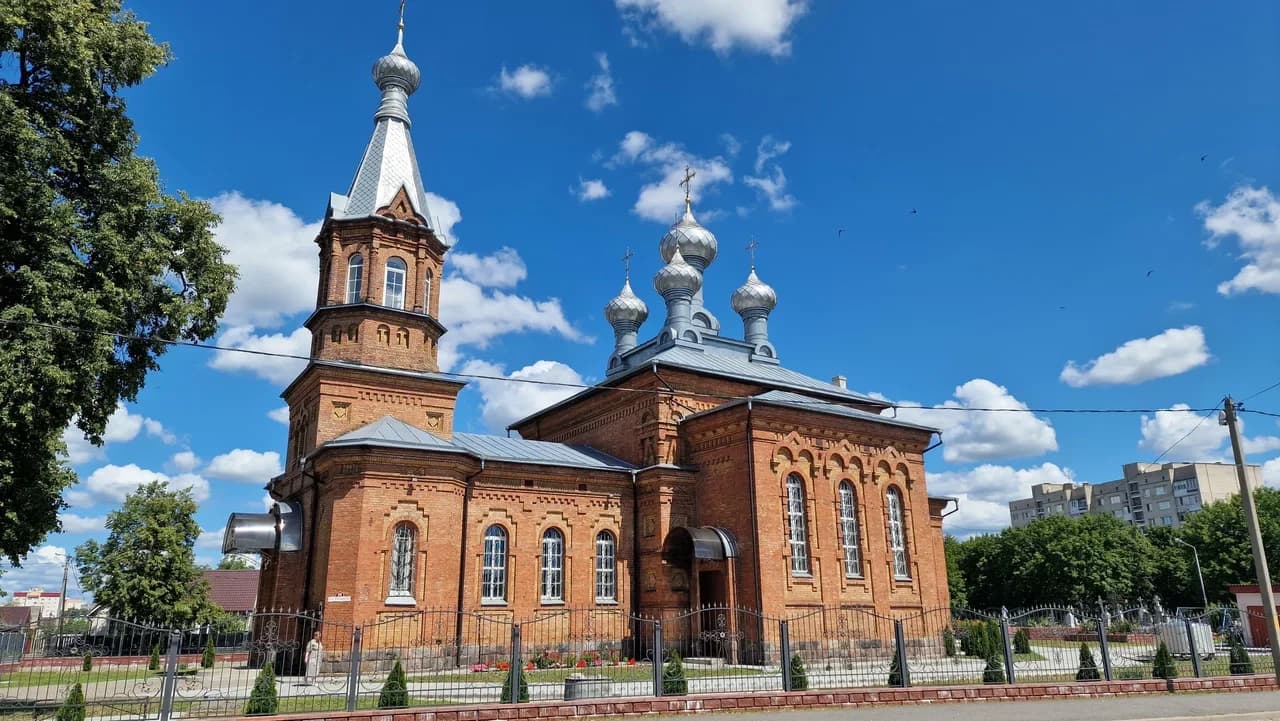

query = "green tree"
982;654;1005;684
788;654;809;691
0;0;236;566
245;662;278;715
1152;641;1177;680
1075;643;1100;681
75;482;215;627
378;659;409;709
1229;639;1254;675
55;682;85;721
887;646;904;687
662;651;688;695
147;643;159;671
1013;628;1031;655
81;653;92;672
201;636;215;669
942;628;956;657
217;555;253;570
943;534;968;608
1179;489;1280;603
1144;526;1196;609
499;663;529;703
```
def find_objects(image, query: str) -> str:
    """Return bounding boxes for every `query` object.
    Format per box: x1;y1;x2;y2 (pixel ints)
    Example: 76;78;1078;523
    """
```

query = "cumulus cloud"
425;192;463;243
575;178;611;202
206;449;283;483
0;545;70;593
1060;326;1211;387
928;463;1076;537
61;404;175;465
743;135;796;211
168;451;201;473
882;379;1058;464
720;133;741;157
461;359;586;431
447;247;528;288
59;513;106;534
267;406;290;425
70;464;210;507
1265;457;1280;488
1197;185;1280;295
208;326;311;386
1138;403;1280;462
609;130;733;222
616;0;809;56
496;64;553;99
585;53;618;112
197;528;226;551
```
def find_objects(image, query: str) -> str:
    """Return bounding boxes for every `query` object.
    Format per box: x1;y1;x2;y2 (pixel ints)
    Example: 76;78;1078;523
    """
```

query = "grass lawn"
0;668;159;688
1014;652;1045;662
409;665;764;685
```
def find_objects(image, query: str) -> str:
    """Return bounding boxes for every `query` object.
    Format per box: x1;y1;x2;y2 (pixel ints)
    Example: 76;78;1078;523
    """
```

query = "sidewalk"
684;690;1280;721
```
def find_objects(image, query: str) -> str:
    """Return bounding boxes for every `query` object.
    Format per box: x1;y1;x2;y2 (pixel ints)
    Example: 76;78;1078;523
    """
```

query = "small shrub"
942;628;956;657
662;651;688;695
887;646;904;687
56;682;85;721
982;654;1005;684
81;653;92;673
1013;628;1031;655
1152;641;1177;680
1109;620;1134;634
148;644;160;672
1230;639;1254;675
201;636;216;669
788;654;809;691
244;662;278;715
533;651;554;670
1075;643;1100;681
500;663;529;702
378;659;409;709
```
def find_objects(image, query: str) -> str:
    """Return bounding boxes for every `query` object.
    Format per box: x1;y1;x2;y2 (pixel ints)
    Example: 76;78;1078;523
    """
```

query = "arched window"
785;474;810;576
384;257;407;309
481;526;508;603
887;487;910;579
838;482;862;578
388;523;415;600
541;528;565;603
345;254;364;304
595;531;616;603
424;269;434;313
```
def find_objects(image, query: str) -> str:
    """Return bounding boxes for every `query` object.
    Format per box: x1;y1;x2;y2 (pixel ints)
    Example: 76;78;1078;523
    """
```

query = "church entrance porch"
660;527;767;666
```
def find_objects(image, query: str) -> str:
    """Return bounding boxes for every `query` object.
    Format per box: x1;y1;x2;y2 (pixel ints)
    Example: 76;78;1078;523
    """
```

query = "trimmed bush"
1230;639;1254;675
943;628;956;657
148;644;160;672
201;637;216;669
662;651;688;696
56;682;85;721
81;653;92;673
244;661;279;715
788;654;809;691
982;654;1005;684
1075;643;1100;681
378;659;409;709
1152;641;1177;680
1013;628;1031;655
500;663;529;703
887;646;904;687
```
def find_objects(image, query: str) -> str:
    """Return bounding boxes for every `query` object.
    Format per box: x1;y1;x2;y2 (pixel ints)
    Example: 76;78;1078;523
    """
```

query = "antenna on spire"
746;237;759;270
679;165;696;208
397;0;407;46
622;247;634;280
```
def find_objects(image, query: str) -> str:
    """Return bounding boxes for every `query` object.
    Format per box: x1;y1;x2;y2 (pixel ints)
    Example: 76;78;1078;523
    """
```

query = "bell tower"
280;9;463;470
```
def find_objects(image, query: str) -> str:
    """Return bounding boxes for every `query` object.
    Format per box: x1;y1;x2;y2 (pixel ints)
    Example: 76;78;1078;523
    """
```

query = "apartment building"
1008;462;1262;529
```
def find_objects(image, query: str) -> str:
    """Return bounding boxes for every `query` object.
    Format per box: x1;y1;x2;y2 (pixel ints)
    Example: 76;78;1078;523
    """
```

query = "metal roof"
327;415;462;452
680;389;939;433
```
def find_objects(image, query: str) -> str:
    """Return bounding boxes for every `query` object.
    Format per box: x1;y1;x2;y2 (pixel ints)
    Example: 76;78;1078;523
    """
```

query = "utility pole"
1223;396;1280;682
56;557;69;639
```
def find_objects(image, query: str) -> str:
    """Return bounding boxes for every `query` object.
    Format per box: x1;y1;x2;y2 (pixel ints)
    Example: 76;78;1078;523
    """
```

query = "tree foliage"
378;659;409;709
662;651;688;695
1178;488;1280;603
788;654;809;691
1075;643;1100;681
1229;639;1254;675
74;482;215;626
0;0;235;565
244;662;278;715
1152;641;1177;680
982;654;1005;684
56;682;85;721
887;646;904;687
499;662;529;703
943;535;968;608
216;555;253;570
201;636;215;669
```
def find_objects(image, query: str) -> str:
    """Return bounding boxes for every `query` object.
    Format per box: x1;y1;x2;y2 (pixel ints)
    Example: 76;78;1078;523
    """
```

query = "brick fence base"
223;675;1279;721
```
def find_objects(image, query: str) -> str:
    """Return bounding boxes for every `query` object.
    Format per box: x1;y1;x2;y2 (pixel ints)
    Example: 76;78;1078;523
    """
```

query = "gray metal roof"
646;345;884;404
322;416;634;472
680;389;939;433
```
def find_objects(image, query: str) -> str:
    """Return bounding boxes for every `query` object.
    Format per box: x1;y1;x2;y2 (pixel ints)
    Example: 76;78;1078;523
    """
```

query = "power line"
1243;408;1280;420
1244;378;1280;403
0;317;1225;416
1150;401;1222;465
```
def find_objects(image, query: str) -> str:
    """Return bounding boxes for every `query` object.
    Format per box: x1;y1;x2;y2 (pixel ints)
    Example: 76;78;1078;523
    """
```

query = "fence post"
508;624;522;704
652;621;664;698
1184;617;1203;678
345;626;363;712
158;630;182;721
780;619;792;692
1097;617;1113;682
893;619;911;688
1000;608;1016;685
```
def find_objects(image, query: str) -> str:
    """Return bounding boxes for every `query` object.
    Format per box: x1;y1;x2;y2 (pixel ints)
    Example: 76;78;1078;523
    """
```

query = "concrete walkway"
680;690;1280;721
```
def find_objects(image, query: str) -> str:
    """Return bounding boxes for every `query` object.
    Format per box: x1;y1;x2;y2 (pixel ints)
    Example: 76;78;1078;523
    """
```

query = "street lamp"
1175;537;1210;611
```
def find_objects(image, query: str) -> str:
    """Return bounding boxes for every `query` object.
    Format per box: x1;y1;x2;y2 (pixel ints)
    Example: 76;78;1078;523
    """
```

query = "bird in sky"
1146;270;1154;277
1200;154;1208;162
910;208;918;215
837;228;846;237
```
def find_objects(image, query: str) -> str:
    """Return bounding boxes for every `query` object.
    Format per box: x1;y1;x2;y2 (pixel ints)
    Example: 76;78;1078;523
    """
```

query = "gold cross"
679;165;696;203
746;238;759;268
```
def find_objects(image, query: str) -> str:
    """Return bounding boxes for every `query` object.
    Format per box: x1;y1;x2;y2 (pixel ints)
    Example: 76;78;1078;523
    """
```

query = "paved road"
681;691;1280;721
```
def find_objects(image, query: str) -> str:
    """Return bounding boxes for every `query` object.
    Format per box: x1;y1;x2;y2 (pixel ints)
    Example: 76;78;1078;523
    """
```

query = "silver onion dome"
373;39;421;94
654;248;703;295
604;279;649;325
731;269;778;314
659;202;718;268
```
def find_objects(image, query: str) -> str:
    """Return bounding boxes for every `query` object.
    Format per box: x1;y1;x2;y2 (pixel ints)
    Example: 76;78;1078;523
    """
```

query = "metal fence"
0;601;1272;719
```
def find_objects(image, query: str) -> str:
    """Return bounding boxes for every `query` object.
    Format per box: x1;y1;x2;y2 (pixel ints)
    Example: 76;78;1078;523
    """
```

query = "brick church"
224;18;954;637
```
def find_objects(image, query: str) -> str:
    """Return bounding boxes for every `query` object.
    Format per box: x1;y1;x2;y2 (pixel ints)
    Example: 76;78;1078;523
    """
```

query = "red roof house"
203;570;260;614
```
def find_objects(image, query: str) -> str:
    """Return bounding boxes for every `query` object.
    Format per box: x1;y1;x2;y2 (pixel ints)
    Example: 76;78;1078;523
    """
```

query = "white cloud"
168;451;201;473
61;404;173;465
1264;457;1280;488
461;359;585;431
609;131;734;222
883;379;1058;463
752;135;791;174
616;0;809;56
197;528;225;552
73;464;210;507
425;192;463;243
267;406;290;425
585;53;617;112
720;133;741;157
744;135;796;211
575;178;611;202
1197;185;1280;295
1060;326;1211;387
208;325;311;386
929;463;1075;537
0;545;70;595
206;449;283;484
496;64;553;99
59;513;105;534
1137;403;1280;464
447;247;528;288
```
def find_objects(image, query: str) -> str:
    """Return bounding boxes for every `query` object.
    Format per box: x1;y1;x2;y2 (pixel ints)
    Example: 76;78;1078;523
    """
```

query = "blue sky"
6;0;1280;596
